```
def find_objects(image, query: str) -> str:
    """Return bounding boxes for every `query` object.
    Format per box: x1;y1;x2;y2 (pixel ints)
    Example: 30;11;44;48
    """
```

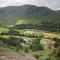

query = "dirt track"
0;51;36;60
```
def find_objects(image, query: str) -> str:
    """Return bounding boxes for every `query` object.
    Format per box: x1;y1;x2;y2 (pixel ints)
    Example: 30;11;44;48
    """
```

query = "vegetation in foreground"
0;28;60;60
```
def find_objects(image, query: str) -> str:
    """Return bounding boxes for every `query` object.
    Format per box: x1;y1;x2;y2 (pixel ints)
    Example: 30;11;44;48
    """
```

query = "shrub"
30;38;44;51
33;53;40;59
23;44;30;53
8;36;24;46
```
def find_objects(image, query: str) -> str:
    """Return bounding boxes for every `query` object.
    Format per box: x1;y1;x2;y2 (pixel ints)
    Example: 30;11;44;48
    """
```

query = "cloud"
0;0;60;10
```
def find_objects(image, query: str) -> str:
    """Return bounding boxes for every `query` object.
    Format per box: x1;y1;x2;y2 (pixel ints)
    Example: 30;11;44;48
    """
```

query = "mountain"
0;4;60;26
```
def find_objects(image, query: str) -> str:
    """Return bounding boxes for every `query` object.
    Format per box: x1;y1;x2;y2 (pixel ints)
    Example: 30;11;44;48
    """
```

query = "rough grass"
0;28;60;60
1;28;60;40
0;58;5;60
17;29;60;39
32;49;52;60
0;27;9;32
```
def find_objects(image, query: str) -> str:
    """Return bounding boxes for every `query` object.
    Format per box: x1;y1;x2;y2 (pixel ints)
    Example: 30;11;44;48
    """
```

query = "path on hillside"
0;51;36;60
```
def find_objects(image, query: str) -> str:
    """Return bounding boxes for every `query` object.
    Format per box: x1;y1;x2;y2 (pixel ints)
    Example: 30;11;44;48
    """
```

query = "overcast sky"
0;0;60;10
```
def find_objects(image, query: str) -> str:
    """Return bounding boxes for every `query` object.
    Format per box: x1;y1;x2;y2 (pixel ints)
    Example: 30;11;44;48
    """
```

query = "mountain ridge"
0;4;60;26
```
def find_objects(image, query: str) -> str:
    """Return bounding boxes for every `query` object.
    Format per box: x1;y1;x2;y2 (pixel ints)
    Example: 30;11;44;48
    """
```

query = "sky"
0;0;60;10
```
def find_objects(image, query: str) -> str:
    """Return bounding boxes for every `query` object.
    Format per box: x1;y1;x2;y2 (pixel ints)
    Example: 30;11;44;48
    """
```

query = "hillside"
0;4;60;26
0;4;60;60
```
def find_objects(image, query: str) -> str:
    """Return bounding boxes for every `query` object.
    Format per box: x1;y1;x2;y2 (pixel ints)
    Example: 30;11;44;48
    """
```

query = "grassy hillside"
0;5;60;60
0;5;60;32
0;28;60;60
0;5;60;26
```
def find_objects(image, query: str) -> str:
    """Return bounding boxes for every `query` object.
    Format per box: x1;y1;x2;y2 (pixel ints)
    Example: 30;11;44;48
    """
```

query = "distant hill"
0;4;60;26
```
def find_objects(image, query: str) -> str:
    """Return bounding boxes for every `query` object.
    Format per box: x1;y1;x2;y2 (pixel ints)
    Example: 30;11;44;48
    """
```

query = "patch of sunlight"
0;27;9;32
16;19;29;24
24;31;34;35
